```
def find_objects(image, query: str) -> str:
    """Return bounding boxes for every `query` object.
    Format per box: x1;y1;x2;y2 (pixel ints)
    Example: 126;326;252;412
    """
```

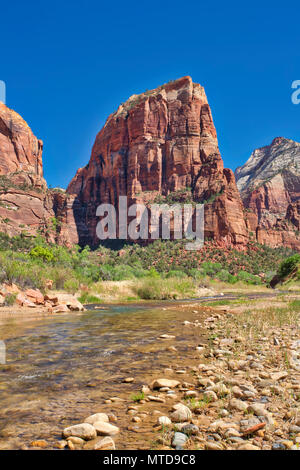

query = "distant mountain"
235;137;300;250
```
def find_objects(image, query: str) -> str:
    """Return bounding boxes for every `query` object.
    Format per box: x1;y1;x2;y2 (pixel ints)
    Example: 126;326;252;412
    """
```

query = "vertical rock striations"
0;102;82;245
67;76;248;246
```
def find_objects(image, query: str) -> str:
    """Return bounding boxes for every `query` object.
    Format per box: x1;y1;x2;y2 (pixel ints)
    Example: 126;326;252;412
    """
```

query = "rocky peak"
67;76;248;246
235;137;300;195
236;137;300;250
0;102;44;182
0;103;82;246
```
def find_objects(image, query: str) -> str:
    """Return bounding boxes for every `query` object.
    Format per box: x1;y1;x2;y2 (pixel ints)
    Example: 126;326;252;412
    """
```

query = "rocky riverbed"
1;295;299;450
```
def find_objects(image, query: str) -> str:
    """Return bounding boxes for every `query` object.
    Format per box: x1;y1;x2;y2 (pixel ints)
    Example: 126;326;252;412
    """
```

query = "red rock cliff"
67;76;248;246
0;102;81;245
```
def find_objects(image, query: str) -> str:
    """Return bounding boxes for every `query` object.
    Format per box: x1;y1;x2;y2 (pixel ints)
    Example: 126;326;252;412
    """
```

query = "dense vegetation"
0;233;295;300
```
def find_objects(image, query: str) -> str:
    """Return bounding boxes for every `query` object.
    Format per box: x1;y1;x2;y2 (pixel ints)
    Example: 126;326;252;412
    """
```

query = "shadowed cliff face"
236;137;300;250
67;76;248;247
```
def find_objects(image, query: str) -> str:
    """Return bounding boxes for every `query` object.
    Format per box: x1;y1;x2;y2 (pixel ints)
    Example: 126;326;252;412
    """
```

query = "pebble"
181;424;199;435
147;395;165;403
67;436;85;449
94;437;115;450
55;440;68;449
229;398;248;412
170;403;192;422
247;403;267;416
184;390;198;399
30;440;47;448
238;443;261;450
205;442;223;450
272;442;286;450
172;432;188;449
158;416;172;426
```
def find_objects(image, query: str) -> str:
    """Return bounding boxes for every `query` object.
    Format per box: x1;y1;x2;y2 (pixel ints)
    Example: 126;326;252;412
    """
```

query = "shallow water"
0;301;208;449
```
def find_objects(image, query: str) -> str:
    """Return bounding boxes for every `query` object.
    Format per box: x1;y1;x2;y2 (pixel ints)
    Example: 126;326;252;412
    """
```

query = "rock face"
0;102;44;179
235;137;300;249
4;80;300;251
67;76;248;246
0;102;82;246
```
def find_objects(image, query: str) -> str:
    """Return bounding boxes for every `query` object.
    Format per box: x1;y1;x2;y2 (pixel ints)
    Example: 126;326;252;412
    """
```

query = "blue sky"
1;0;299;188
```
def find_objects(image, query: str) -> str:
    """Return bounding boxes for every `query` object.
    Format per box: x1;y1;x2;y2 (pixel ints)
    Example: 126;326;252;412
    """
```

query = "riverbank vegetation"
0;232;296;303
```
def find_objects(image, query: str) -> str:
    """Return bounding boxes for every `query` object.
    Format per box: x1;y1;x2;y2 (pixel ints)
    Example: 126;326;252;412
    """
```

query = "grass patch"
133;277;197;300
130;391;145;402
78;292;102;304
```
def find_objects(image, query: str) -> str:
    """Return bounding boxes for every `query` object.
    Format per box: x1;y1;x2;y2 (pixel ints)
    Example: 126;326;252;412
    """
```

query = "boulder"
25;289;44;305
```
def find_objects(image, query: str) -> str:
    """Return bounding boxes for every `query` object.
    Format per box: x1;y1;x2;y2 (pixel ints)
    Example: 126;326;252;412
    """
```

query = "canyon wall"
2;79;300;251
0;102;81;246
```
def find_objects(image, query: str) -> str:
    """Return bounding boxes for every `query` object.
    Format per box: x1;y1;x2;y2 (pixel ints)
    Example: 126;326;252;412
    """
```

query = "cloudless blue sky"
1;0;299;188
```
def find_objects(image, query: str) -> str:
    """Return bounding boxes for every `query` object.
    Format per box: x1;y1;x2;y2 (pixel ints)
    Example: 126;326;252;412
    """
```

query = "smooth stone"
229;398;248;412
184;390;198;398
170;404;192;422
93;421;120;436
247;403;267;416
94;437;115;450
66;436;85;448
158;416;172;426
205;442;223;450
147;395;165;403
151;379;180;390
62;423;97;440
238;443;261;450
172;432;188;448
84;413;109;425
29;440;47;448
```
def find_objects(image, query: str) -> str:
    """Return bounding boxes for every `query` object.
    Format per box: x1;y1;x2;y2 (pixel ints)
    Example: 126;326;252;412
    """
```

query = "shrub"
278;254;300;279
165;270;187;279
217;269;237;283
236;271;261;285
147;267;160;278
30;246;54;262
200;262;222;276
